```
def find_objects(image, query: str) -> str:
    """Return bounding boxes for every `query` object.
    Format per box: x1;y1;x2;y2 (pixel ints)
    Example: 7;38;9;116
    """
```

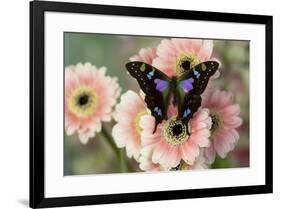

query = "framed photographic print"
30;0;273;208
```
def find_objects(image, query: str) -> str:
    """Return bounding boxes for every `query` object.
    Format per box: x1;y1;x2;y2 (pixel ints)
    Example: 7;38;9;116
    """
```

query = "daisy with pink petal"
65;62;121;144
202;89;243;164
138;146;163;171
171;151;208;170
152;38;220;78
188;152;209;170
139;105;212;169
112;90;148;160
139;145;208;171
129;47;157;64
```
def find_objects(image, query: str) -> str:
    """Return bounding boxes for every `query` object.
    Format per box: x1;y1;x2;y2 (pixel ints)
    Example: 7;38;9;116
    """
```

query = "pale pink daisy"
171;151;208;170
202;89;243;164
138;146;163;171
112;90;148;160
152;38;220;78
129;47;157;64
139;106;211;169
139;146;208;171
188;152;209;170
65;62;121;144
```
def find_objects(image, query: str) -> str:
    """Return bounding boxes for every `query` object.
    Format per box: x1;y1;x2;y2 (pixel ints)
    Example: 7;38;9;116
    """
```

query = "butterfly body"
126;61;219;133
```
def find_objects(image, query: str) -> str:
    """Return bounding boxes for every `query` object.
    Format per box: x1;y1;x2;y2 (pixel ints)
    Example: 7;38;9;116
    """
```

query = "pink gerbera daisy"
188;152;209;170
202;89;243;164
138;146;162;171
139;106;211;169
139;146;208;171
152;38;220;78
112;90;148;160
129;47;157;64
65;62;121;144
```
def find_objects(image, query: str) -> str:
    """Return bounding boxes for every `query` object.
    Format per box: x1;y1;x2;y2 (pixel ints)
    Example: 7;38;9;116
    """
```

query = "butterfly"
126;60;219;133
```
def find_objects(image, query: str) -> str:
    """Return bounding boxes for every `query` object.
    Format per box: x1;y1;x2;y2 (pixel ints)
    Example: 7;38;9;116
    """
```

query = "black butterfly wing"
186;61;219;95
178;93;202;124
126;61;171;132
176;61;219;123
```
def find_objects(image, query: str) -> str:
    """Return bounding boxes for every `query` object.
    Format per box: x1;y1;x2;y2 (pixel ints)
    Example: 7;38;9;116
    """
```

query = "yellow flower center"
163;116;190;146
68;86;98;118
175;52;201;76
134;111;148;135
210;111;223;135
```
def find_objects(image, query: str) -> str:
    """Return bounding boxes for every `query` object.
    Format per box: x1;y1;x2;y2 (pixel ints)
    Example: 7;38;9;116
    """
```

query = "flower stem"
100;126;134;172
101;126;119;157
119;149;127;172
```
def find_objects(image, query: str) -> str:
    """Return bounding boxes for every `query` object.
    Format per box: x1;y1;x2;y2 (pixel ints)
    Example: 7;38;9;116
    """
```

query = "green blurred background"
64;32;249;175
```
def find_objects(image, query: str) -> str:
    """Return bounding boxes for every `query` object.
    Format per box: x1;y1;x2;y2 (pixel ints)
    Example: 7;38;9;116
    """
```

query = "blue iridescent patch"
193;70;200;79
154;106;162;116
147;70;155;80
183;108;191;118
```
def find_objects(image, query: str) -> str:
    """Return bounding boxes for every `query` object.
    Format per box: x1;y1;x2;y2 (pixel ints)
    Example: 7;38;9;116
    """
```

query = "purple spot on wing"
180;78;194;92
154;79;169;92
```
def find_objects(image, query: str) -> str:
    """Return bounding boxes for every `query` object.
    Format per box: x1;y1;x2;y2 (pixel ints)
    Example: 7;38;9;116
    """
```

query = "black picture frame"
30;1;273;208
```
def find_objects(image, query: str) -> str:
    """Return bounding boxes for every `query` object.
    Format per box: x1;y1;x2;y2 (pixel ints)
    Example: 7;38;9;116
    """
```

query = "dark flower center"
170;160;188;171
172;124;183;137
69;86;98;118
163;117;189;145
181;60;191;71
170;164;181;171
78;94;89;106
176;53;200;77
210;113;221;133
